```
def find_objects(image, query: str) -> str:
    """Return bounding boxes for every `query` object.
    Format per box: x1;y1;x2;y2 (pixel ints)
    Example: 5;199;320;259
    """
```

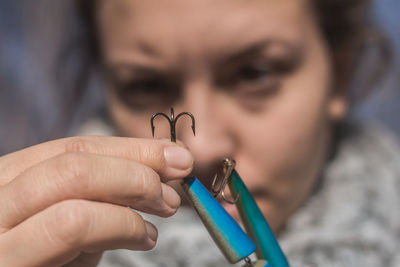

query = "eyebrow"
105;40;167;78
220;39;305;66
107;38;304;80
105;64;164;85
112;64;160;74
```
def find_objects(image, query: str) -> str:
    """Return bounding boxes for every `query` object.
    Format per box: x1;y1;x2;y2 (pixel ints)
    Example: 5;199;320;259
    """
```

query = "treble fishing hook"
211;158;240;204
150;107;195;142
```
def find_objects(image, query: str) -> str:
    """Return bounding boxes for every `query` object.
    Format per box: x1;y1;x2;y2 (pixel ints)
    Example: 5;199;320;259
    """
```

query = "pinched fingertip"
162;145;194;179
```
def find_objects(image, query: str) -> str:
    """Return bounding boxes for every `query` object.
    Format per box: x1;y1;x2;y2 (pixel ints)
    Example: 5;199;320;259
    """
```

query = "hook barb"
150;107;196;143
150;112;172;139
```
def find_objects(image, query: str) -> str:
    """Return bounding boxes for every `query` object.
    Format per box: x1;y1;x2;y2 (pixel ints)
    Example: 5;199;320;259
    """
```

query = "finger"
0;136;193;186
0;199;157;267
62;253;103;267
0;152;181;232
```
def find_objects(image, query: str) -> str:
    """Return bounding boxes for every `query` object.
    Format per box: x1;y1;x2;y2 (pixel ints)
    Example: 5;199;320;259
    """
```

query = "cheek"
233;35;333;215
236;89;331;191
108;92;155;138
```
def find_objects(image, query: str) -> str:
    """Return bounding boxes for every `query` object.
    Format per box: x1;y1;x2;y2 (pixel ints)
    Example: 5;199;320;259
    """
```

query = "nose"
176;80;235;184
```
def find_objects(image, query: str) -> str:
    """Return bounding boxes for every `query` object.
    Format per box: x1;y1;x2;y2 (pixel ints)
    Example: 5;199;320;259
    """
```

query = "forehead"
97;0;312;62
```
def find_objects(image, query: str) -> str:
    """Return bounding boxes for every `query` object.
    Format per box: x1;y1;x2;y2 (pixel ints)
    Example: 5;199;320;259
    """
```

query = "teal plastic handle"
228;170;289;267
182;176;256;263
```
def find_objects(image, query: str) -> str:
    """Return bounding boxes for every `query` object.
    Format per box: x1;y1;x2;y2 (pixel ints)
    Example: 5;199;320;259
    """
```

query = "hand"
0;136;193;267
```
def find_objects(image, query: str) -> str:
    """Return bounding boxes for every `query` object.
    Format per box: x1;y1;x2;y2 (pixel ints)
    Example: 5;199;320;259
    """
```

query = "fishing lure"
151;108;255;264
213;158;290;267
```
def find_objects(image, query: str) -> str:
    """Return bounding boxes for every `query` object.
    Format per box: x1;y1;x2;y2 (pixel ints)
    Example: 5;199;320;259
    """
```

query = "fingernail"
145;221;158;242
162;185;181;209
164;145;193;170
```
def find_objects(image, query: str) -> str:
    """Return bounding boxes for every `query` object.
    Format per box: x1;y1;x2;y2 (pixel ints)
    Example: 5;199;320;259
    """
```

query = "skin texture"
0;137;194;266
97;0;347;232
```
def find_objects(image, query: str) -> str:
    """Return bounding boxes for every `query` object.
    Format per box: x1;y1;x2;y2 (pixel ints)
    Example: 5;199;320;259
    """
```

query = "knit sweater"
78;120;400;267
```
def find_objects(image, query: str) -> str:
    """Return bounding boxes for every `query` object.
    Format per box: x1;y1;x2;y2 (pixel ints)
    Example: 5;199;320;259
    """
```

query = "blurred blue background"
0;0;399;155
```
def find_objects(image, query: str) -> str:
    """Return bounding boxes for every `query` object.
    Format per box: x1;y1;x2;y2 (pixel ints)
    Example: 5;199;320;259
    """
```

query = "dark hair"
74;0;98;65
311;0;391;102
73;0;391;107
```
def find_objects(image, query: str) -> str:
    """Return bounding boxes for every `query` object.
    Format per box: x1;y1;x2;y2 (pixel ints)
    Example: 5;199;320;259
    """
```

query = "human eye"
119;78;165;95
218;60;281;111
112;75;178;111
216;41;304;111
236;62;272;83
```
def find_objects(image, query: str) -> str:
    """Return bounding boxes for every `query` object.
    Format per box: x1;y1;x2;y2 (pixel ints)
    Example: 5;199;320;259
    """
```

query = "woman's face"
96;0;346;232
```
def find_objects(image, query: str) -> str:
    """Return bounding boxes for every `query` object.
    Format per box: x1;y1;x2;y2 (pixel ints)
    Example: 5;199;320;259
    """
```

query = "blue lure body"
182;176;256;264
228;169;289;267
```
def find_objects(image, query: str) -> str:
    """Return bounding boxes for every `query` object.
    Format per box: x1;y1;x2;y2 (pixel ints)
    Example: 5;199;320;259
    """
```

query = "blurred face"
96;0;346;232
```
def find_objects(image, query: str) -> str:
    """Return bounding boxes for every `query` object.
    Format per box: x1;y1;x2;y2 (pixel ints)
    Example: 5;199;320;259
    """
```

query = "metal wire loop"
211;158;240;204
